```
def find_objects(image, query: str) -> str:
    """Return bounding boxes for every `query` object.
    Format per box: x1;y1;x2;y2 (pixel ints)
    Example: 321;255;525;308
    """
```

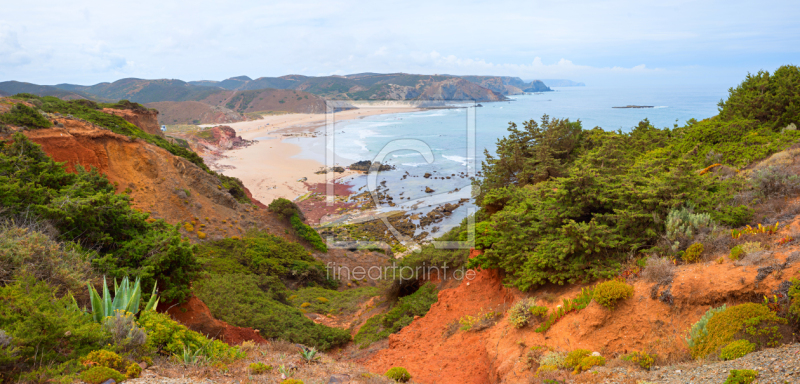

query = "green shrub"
385;366;412;382
729;245;745;260
593;280;634;310
682;243;704;263
288;286;379;314
789;278;800;319
0;134;198;302
724;369;758;384
538;351;566;368
125;362;142;378
195;231;331;287
688;303;787;358
82;350;125;371
0;104;52;128
0;223;94;295
136;310;243;361
268;198;303;220
686;304;727;350
574;355;605;373
0;278;108;379
354;283;438;347
79;366;126;384
508;298;537;328
563;349;591;369
718;65;800;130
249;362;272;374
291;213;327;252
666;206;716;249
530;305;548;318
193;274;350;351
720;339;756;360
281;379;303;384
466;68;800;290
622;351;655;370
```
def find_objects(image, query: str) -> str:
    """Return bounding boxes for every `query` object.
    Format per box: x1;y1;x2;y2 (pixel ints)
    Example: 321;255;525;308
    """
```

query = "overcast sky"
1;0;798;87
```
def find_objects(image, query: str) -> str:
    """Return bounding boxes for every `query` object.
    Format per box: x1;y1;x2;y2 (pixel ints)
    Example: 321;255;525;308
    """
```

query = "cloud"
0;26;32;67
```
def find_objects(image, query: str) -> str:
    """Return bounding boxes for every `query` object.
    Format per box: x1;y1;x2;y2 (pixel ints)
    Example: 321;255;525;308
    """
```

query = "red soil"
361;223;800;384
159;295;267;345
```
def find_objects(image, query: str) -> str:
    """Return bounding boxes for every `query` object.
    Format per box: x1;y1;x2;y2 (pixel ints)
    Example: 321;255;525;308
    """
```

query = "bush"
0;278;109;379
574;355;605;374
0;103;52;128
354;282;438;347
125;362;142;379
195;231;331;287
0;134;198;302
281;379;304;384
249;362;272;374
682;243;704;263
82;349;125;371
622;351;655;370
136;310;243;361
718;64;800;130
508;298;537;328
749;165;800;198
268;198;303;221
0;223;94;295
641;255;675;283
729;245;745;260
291;213;327;252
688;303;787;358
686;304;727;351
593;280;634;310
103;310;148;353
530;305;548;318
666;206;716;251
538;351;566;368
385;366;412;382
288;286;379;315
720;339;756;360
563;349;591;369
79;366;126;384
466;69;800;290
789;278;800;319
193;274;350;351
724;369;758;384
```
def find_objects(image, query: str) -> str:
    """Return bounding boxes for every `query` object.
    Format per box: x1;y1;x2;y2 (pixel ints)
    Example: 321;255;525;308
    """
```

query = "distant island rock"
613;105;654;109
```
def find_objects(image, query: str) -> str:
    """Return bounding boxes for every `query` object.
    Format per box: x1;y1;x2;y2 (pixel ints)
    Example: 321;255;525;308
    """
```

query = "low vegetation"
354;282;438;347
593;280;634;309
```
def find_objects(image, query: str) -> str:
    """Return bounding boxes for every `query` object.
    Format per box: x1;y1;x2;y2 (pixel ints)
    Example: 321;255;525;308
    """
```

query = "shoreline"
213;107;420;208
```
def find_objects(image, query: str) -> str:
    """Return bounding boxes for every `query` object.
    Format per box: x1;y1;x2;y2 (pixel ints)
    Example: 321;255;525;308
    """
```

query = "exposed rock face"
159;295;267;345
210;125;251;150
101;107;161;136
419;78;506;102
22;117;260;240
349;160;394;172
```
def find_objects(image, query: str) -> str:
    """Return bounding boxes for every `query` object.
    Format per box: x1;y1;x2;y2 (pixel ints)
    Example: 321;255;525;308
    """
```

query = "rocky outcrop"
209;125;252;150
101;107;161;136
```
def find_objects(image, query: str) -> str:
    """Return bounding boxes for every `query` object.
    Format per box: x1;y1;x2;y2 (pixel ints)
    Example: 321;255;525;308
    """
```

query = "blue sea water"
295;84;731;236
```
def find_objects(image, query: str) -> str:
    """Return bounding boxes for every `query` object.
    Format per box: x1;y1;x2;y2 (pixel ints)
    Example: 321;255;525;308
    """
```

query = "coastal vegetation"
461;65;800;290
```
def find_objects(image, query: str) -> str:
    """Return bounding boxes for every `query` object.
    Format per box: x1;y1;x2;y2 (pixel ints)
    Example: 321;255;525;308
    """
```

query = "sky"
1;0;798;87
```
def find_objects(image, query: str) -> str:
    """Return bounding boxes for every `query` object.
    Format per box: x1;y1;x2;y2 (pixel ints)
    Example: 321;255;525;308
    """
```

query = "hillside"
145;100;245;125
53;78;222;103
461;75;552;94
0;80;97;100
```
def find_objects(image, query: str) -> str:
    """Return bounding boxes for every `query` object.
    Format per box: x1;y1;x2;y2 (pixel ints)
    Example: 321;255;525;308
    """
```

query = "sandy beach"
214;107;419;208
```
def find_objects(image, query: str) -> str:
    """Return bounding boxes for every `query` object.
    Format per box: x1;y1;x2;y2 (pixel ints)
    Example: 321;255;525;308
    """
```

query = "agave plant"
88;276;159;323
298;345;320;364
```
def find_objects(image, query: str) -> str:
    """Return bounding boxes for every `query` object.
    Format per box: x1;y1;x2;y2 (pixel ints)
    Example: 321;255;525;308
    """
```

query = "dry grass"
641;255;676;283
132;340;395;384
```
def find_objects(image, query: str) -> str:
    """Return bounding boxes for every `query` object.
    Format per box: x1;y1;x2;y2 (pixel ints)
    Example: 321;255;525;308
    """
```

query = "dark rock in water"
423;172;432;178
349;160;394;172
425;186;434;193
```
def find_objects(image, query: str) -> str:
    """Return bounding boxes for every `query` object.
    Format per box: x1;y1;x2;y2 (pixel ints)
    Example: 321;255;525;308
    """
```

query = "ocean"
292;84;732;237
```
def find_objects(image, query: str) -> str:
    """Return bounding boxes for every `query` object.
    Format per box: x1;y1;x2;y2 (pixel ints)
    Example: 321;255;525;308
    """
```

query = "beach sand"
214;108;419;207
